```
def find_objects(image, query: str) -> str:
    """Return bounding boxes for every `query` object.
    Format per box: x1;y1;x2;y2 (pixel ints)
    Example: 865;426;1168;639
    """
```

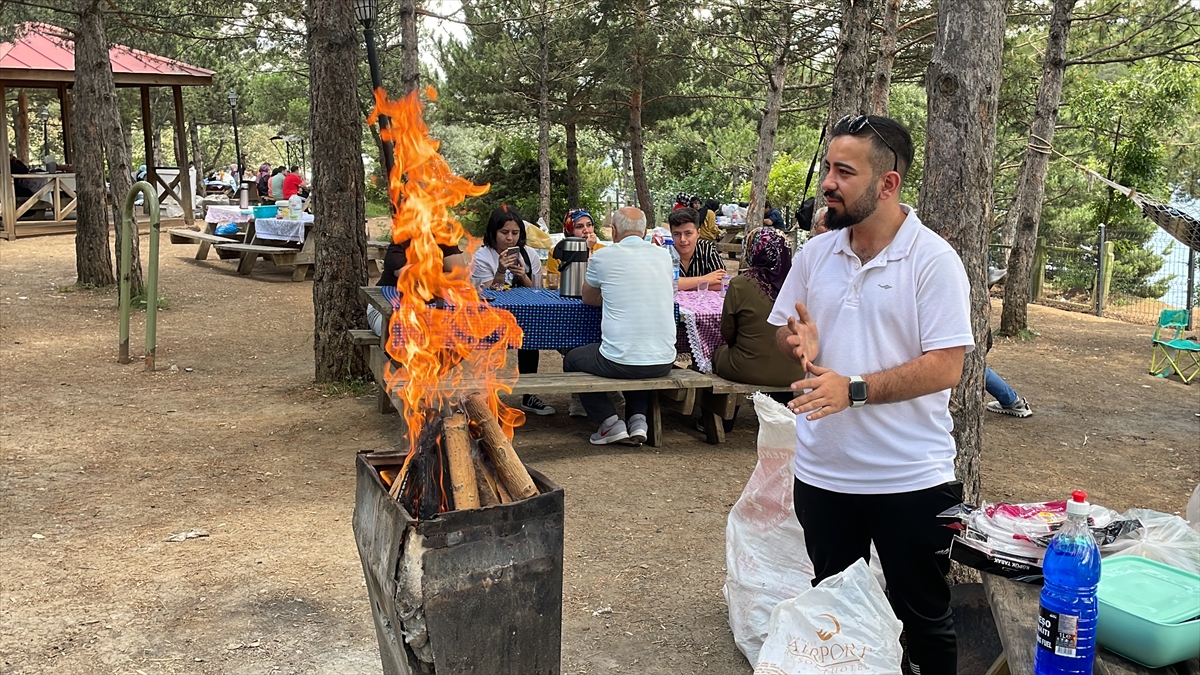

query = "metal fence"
997;224;1198;327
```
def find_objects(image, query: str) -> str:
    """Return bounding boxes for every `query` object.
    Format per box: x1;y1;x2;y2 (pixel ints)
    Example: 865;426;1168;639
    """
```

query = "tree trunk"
309;0;369;384
70;1;116;288
189;120;206;197
16;91;29;163
999;0;1077;337
871;0;902;115
536;13;552;226
629;87;654;222
103;95;142;298
826;0;875;130
747;22;791;234
565;120;580;208
400;0;420;95
918;0;1006;513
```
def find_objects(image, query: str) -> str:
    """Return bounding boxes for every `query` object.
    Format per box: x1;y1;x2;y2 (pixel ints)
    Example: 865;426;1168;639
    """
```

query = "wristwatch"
848;376;867;408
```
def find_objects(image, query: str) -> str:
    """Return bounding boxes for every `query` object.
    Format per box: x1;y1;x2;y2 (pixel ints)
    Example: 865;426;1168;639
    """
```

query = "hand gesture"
585;232;598;250
787;363;850;421
784;301;818;371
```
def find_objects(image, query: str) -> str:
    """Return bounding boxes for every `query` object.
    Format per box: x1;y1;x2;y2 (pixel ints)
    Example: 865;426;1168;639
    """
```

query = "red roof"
0;23;213;87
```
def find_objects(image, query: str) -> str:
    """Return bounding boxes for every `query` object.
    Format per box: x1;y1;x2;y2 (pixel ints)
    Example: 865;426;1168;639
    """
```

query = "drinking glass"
697;280;710;296
546;272;560;290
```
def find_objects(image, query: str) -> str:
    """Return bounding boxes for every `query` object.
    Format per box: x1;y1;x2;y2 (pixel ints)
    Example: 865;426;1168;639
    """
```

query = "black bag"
795;197;816;232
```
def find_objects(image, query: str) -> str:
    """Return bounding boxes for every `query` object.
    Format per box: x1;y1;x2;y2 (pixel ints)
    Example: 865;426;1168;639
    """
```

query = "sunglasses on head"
837;114;899;174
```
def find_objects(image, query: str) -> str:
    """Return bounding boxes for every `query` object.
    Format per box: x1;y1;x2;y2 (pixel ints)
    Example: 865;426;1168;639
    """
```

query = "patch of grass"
321;376;369;398
366;200;392;219
131;294;170;311
57;282;101;293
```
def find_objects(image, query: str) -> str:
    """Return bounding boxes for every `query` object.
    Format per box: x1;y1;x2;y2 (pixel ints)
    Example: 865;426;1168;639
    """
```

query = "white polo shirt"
587;235;677;366
768;206;974;494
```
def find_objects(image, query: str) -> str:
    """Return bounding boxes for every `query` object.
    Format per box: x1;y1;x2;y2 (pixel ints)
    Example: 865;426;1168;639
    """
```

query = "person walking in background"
470;205;555;416
565;207;676;445
769;115;973;675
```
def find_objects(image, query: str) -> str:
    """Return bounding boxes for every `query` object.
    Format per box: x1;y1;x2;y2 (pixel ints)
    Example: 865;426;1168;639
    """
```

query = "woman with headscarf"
712;227;806;388
547;208;603;275
696;197;721;241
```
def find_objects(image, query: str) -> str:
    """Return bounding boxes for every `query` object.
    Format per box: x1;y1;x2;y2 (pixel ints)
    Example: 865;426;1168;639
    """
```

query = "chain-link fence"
1000;224;1198;327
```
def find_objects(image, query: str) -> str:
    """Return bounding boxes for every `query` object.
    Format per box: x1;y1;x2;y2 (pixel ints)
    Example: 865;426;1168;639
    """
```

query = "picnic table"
169;211;316;280
715;222;745;258
982;573;1199;675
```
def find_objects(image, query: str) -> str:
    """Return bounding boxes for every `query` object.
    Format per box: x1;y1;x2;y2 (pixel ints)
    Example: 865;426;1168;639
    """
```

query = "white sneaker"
589;415;629;445
986;397;1032;418
569;395;587;418
626;414;648;445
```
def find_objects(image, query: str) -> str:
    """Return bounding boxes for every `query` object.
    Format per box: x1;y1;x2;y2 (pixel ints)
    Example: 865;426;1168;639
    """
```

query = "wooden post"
16;91;29;164
1098;240;1115;314
1;86;17;240
59;84;73;164
171;86;194;227
139;87;156;204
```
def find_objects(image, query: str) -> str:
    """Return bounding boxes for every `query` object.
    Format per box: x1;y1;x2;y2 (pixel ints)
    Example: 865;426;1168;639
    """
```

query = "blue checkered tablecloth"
381;286;604;351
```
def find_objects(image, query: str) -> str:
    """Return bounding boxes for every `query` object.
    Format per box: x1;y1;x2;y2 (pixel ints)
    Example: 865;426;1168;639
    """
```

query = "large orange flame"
368;87;525;468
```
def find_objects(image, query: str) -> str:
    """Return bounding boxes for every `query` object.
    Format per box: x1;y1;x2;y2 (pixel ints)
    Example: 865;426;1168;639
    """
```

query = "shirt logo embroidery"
878;284;893;289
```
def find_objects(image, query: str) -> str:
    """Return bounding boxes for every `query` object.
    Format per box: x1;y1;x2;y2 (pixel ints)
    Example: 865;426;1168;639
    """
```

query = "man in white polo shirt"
769;115;974;675
564;207;676;446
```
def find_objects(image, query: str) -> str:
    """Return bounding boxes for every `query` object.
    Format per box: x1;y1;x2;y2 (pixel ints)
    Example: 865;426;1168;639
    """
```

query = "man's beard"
823;188;878;230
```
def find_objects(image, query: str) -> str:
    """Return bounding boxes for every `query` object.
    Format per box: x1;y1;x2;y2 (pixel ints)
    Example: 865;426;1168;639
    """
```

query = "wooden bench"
349;329;381;346
364;344;710;447
213;243;304;278
168;228;238;260
698;375;793;444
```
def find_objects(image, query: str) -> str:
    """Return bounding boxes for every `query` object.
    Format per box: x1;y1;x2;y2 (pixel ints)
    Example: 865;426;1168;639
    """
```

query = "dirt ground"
1;232;1197;675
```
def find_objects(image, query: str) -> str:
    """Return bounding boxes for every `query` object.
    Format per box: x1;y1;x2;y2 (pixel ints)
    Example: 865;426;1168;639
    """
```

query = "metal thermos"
238;181;252;209
558;237;589;299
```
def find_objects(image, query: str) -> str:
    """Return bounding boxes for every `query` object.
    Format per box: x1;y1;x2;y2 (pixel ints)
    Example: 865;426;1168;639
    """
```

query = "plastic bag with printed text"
754;558;903;675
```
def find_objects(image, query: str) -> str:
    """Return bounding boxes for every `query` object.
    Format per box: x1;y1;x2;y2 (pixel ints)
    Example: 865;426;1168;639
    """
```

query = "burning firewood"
462;392;538;500
442;413;480;510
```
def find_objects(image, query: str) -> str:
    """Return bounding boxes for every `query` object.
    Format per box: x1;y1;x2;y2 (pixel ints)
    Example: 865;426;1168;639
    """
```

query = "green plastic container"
1097;556;1200;668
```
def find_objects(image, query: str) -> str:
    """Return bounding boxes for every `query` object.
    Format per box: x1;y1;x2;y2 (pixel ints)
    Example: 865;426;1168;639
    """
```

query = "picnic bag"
723;393;815;665
754;558;903;675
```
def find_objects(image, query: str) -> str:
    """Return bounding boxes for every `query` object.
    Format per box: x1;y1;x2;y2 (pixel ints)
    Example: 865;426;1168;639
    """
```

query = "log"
443;413;480;511
473;454;500;507
461;393;538;500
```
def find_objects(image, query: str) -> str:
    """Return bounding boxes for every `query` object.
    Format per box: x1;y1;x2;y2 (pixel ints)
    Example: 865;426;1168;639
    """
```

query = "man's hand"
701;269;726;287
787;363;850;421
782;301;818;370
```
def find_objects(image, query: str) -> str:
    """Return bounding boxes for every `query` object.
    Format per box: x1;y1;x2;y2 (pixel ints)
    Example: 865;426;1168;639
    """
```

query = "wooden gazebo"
0;23;213;239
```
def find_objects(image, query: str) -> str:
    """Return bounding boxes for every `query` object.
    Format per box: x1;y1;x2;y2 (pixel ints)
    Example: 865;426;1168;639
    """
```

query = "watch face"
849;380;868;402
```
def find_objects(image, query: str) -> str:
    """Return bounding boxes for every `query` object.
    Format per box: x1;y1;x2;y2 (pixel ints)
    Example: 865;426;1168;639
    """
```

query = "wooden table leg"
647;392;663;447
291;264;310;281
196;221;217;260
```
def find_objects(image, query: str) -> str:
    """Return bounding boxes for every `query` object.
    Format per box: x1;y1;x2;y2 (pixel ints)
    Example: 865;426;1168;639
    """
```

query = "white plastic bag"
724;393;815;665
1187;484;1199;533
754;558;903;675
1106;508;1200;575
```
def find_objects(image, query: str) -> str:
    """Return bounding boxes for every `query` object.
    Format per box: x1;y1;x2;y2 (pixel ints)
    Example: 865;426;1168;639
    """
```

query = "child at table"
471;205;555;417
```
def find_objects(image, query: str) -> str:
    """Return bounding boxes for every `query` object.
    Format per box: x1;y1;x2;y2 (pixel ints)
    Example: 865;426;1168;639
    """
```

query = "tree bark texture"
536;14;552;226
746;18;791;234
629;87;654;222
16;91;29;163
70;1;116;288
308;0;370;384
999;0;1077;336
871;0;902;115
918;0;1006;510
826;0;875;131
565;121;580;209
400;0;420;95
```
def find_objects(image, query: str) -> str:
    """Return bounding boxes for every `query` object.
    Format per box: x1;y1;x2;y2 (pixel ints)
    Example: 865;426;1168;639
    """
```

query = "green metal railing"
118;181;162;371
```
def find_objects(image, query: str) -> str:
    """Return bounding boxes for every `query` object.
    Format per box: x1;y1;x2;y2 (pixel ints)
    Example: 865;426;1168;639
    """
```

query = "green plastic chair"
1150;309;1200;384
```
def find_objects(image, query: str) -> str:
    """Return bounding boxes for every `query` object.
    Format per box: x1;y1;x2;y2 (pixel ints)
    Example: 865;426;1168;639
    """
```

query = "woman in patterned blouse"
668;207;727;291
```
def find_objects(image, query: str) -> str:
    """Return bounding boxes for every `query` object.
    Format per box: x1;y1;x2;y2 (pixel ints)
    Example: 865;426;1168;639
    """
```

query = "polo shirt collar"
833;204;921;263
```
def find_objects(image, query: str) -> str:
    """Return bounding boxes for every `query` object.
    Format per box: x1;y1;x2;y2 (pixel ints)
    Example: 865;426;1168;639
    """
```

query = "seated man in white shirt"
564;207;677;445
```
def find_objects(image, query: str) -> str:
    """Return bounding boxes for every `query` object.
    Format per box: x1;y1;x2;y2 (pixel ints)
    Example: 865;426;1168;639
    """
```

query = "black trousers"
517;349;539;375
793;478;962;675
562;343;673;423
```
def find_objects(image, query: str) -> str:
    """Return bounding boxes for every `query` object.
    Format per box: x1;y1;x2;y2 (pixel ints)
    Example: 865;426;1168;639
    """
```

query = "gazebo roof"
0;23;214;88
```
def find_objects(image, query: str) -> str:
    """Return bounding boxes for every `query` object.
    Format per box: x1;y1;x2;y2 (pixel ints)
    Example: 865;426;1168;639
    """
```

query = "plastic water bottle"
665;237;680;294
1034;490;1100;675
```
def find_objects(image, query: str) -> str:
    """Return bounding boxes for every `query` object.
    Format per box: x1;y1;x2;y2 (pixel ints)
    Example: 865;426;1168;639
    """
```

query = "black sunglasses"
837;114;899;174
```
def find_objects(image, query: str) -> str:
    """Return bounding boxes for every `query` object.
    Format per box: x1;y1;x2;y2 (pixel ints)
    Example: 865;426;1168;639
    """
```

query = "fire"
368;87;525;488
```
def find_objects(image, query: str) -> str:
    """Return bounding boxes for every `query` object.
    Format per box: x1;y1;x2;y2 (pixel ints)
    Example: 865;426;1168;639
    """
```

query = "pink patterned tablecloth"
674;290;726;373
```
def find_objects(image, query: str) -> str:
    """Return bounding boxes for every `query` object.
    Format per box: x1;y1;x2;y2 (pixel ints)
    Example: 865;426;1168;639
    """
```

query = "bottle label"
1037;605;1079;657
